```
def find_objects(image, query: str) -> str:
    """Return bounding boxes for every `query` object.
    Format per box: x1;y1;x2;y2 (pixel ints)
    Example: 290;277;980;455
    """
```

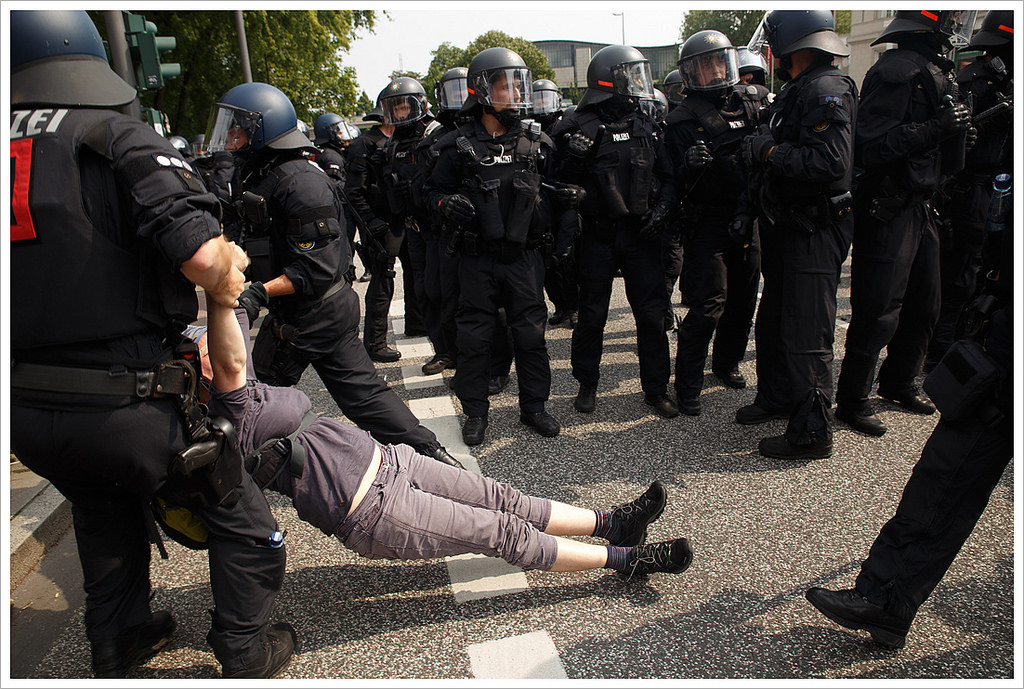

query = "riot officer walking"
213;82;462;469
550;44;679;419
665;31;768;416
424;47;567;446
313;112;360;267
10;11;294;678
740;10;857;459
835;10;977;437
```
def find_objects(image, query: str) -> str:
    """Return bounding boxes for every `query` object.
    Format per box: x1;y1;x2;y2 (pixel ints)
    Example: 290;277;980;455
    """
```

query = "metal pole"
613;12;625;44
234;10;253;83
103;11;140;119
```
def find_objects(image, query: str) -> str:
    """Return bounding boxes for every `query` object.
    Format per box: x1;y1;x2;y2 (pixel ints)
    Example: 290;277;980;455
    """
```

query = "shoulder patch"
296;240;315;251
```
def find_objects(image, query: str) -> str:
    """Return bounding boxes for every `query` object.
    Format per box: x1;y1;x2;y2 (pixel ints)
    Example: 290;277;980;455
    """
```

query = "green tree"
422;31;554;110
680;9;765;46
90;10;376;139
835;10;851;35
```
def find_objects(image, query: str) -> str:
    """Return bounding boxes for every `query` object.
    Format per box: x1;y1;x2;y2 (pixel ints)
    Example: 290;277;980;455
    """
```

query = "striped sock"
604;545;632;571
592;510;621;542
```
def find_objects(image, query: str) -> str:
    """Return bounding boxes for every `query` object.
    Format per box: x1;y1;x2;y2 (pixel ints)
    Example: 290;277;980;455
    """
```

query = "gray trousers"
337;444;558;570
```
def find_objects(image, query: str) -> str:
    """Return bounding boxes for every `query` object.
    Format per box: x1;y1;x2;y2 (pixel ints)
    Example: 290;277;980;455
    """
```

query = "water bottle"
986;173;1011;233
267;530;284;548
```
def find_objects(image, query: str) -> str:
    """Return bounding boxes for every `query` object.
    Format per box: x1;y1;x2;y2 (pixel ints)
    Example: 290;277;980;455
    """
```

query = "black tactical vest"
11;108;198;350
574;110;657;219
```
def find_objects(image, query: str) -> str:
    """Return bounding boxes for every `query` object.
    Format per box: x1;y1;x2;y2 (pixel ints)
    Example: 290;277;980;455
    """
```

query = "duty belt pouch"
628;147;653;216
868;194;905;224
903;148;942;194
246;235;274;283
595;156;629;219
473;177;505;241
384;172;409;216
922;339;1001;422
253;316;304;387
168;417;243;508
506;170;542;246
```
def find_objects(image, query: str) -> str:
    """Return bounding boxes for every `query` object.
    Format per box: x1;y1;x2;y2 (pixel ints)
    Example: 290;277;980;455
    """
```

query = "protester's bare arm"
180;235;249;308
206;295;248;394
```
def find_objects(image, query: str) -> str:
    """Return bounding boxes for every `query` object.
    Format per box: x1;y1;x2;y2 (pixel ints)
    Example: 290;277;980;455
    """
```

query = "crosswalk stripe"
467;631;568;679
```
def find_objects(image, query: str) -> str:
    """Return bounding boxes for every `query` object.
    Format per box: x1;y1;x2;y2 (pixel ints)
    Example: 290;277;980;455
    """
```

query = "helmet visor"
327;120;355;143
476;67;533;110
532;89;561;115
679;47;739;91
382;93;428;126
944;10;978;48
664;81;684;105
437;76;468;110
609;61;655;99
205;103;262;153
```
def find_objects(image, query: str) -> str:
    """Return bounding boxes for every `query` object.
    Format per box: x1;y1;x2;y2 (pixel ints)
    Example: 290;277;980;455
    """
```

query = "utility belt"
11;359;194;399
457;230;542;262
765;191;853;235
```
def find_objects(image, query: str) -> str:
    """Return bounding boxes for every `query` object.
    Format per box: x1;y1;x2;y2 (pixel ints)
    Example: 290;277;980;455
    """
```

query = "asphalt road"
8;259;1017;682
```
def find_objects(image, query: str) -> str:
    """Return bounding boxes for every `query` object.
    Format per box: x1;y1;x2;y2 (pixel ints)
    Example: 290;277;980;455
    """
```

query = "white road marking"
467;631;568;679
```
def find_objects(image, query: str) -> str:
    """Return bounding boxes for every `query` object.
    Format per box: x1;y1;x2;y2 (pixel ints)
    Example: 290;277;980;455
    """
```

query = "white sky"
344;1;693;97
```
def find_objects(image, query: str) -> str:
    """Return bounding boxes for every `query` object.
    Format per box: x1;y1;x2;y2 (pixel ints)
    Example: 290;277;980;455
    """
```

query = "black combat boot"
91;610;176;678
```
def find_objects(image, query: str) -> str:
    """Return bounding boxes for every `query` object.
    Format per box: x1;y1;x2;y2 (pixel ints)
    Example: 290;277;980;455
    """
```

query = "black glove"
439;194;476;225
566;132;596;160
639;203;669;239
237;282;269;324
547;183;586;210
367;217;390;239
964;125;978;152
728;213;754;247
935;101;972;137
742;132;775;167
684;140;713;170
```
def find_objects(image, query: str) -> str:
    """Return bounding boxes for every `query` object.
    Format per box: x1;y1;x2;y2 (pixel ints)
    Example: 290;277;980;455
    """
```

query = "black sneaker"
487;374;509;395
644;393;679;419
805;587;910;649
422;354;453;375
609;481;668;547
221;622;298;678
574;384;597;413
92;610;176;678
520;410;561;437
462;416;488;446
624;538;694;576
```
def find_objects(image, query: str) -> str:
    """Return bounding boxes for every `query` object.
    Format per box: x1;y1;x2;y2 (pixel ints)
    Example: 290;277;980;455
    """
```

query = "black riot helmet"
763;10;850;58
11;10;138;107
314;112;352;146
872;10;978;49
678;30;740;92
436;67;469;111
736;47;769;86
640;89;669;123
206;82;310;153
531;79;563;117
578;44;655;109
377;77;429;126
462;47;533;114
662;69;684;105
968;10;1014;53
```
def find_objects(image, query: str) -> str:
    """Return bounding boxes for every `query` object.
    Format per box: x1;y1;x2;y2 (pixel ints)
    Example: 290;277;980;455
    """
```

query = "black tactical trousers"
425;229;461;362
572;222;671;396
662;231;684;314
544;258;578;314
674;224;760;400
363;250;397;351
401;227;425;335
260;284;442;454
11;398;285;668
754;212;852;444
855;411;1012;622
454;249;550;418
837;203;941;409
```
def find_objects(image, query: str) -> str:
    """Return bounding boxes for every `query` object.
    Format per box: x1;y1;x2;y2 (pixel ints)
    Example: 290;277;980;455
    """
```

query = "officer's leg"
504;250;551;413
855;414;1013;622
455;254;500;418
662;232;684;325
674;232;726;400
836;207;920;408
712;234;761;373
490;308;514;380
877;220;941;392
619;231;671;397
311;287;442;452
752;222;789;412
363;253;396;352
439;236;461;365
570;232;616;388
422;233;448;357
401;230;426;335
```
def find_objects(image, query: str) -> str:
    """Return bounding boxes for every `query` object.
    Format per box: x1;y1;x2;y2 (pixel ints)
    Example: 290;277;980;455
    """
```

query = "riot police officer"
313;112;360;265
666;31;768;415
424;47;567;445
660;69;687;317
550;44;679;419
531;78;564;132
926;10;1013;371
213;82;463;469
835;10;976;437
736;46;770;87
739;10;857;459
663;69;685;108
10;11;293;678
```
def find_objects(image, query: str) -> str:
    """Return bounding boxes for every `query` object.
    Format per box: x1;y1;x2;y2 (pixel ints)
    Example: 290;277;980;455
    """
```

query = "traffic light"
122;11;180;91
